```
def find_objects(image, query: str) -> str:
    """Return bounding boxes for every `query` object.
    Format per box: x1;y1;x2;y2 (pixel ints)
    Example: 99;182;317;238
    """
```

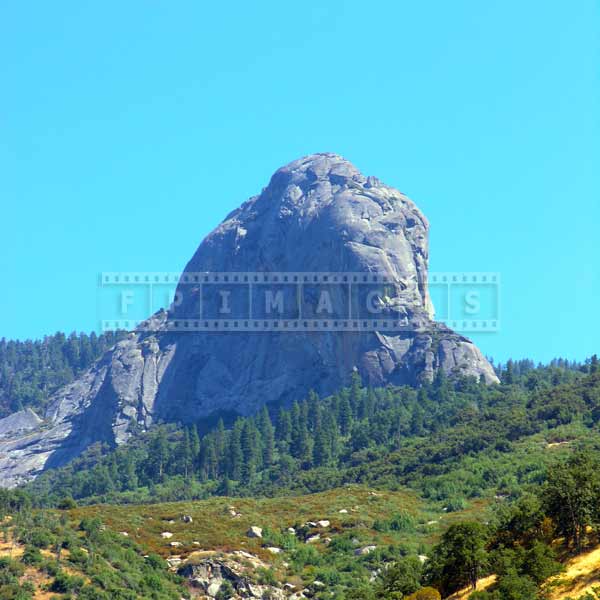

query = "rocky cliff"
0;153;498;487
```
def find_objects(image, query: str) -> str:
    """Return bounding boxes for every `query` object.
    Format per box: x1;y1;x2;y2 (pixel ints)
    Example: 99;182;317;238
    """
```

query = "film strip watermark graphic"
99;272;500;334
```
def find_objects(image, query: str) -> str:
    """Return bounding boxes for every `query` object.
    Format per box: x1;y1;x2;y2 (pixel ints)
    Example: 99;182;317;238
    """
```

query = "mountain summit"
0;154;497;486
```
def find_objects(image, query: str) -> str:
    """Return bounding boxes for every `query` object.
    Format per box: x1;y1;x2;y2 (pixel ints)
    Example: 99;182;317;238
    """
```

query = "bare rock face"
0;153;498;487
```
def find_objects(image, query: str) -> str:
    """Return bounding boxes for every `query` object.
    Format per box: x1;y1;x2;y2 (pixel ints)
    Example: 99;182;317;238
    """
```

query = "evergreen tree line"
0;331;127;416
494;355;596;384
27;358;600;504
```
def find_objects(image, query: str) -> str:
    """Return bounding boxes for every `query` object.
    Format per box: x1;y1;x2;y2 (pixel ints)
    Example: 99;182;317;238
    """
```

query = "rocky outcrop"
0;409;42;439
178;552;288;599
0;153;498;487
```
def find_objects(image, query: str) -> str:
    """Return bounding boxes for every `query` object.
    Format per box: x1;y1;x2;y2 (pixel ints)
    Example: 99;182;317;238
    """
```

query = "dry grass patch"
547;545;600;599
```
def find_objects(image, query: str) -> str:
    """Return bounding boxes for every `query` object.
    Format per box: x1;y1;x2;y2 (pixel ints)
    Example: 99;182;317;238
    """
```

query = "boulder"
355;545;377;556
246;526;263;539
166;557;182;569
206;581;221;597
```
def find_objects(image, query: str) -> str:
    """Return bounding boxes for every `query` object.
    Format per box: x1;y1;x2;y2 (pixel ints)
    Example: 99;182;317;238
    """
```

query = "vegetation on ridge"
0;331;127;417
26;357;600;509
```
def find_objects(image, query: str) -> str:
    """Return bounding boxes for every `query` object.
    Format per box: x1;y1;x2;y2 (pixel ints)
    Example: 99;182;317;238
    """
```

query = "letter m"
265;290;284;315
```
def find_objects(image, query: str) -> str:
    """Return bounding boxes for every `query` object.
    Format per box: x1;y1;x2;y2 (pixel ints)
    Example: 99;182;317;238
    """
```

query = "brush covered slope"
5;444;600;599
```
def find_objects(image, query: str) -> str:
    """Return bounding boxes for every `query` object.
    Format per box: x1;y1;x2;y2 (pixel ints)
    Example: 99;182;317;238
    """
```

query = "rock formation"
0;153;498;487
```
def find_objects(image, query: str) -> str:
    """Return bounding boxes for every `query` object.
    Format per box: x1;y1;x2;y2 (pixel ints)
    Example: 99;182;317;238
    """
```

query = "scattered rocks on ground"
246;526;263;538
161;532;173;539
355;545;377;556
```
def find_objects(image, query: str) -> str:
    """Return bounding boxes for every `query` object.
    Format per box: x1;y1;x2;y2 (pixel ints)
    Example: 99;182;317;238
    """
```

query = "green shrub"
26;528;55;549
256;567;277;586
57;496;77;510
290;545;322;570
78;586;111;600
21;545;42;566
50;571;85;593
215;580;235;600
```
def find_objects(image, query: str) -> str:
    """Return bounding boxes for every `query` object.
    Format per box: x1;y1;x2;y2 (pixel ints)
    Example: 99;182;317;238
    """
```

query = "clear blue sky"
1;1;598;364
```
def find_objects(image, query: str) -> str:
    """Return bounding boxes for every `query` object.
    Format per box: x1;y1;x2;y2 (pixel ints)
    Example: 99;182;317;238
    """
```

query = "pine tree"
258;406;275;467
122;453;138;490
307;390;321;432
64;332;81;372
94;465;115;495
350;371;363;416
505;359;515;384
290;402;301;450
367;387;377;417
313;423;331;467
323;410;340;462
291;402;312;465
241;420;261;483
433;369;450;403
215;419;226;474
176;428;193;479
227;420;244;481
410;405;425;436
338;393;353;436
417;386;429;407
276;409;292;453
79;333;93;369
200;436;218;481
190;425;201;471
147;428;170;482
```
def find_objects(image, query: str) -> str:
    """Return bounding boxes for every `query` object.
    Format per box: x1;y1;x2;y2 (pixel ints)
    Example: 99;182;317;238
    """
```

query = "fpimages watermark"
98;271;500;334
